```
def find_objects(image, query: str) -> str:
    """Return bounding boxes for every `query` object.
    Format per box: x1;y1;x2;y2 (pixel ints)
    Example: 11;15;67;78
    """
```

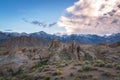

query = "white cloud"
58;0;120;35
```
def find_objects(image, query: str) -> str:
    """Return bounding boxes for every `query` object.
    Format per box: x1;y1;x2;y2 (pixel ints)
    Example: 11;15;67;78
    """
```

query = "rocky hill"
0;36;50;48
0;38;120;80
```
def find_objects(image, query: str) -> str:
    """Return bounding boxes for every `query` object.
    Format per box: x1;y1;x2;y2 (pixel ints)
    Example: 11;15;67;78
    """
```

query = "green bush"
0;77;4;80
101;71;111;77
94;60;105;67
79;74;88;79
19;73;33;79
114;77;120;80
84;53;93;61
87;74;93;78
92;76;99;80
83;60;90;64
52;69;62;76
45;77;50;80
105;63;113;68
82;64;94;71
32;62;48;72
74;77;80;80
116;65;120;70
11;77;19;80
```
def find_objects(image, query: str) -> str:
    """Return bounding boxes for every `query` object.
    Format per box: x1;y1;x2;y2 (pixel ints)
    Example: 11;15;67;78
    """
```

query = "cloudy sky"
0;0;77;34
0;0;120;35
58;0;120;35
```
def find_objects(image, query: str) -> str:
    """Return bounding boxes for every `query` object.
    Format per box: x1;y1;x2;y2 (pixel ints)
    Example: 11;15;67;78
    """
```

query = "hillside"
0;36;50;48
0;38;120;80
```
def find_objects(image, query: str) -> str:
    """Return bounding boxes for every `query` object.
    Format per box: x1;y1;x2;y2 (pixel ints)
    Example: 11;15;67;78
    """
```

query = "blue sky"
0;0;77;34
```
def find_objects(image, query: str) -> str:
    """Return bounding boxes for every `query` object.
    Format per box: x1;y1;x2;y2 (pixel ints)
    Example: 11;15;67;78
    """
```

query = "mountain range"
0;31;120;44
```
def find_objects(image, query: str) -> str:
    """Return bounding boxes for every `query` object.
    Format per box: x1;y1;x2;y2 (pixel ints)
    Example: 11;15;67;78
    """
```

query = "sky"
58;0;120;35
1;0;120;35
0;0;77;34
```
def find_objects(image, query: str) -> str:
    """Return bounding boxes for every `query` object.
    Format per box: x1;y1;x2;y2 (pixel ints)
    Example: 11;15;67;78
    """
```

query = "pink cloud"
58;0;120;35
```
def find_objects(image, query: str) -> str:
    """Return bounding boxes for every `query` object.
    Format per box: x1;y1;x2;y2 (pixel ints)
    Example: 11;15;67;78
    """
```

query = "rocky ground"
0;38;120;80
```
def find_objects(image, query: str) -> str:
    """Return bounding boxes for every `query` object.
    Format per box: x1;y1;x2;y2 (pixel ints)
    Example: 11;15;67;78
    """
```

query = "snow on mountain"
0;31;120;44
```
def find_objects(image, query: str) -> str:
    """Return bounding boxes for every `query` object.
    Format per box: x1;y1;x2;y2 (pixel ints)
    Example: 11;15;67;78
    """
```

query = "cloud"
22;18;56;28
4;29;12;31
31;21;47;28
22;18;29;23
58;0;120;35
49;22;57;27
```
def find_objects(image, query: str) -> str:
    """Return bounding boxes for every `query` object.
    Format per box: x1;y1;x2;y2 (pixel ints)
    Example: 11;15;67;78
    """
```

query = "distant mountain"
0;36;50;48
0;31;28;42
30;31;58;40
0;31;120;44
59;33;120;43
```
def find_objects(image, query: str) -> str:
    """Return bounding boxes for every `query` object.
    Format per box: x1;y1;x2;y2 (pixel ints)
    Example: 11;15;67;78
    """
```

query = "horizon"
0;30;119;37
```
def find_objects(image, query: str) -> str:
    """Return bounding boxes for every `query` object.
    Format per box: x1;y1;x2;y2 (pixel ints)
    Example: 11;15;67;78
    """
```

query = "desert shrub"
5;77;11;80
78;68;83;72
92;76;99;80
57;62;68;68
52;72;58;76
0;77;4;80
84;53;93;61
114;77;120;80
87;74;94;78
7;68;14;76
54;77;58;80
11;77;19;80
38;66;46;72
82;64;94;71
32;61;48;72
52;69;62;76
105;63;113;68
70;73;74;77
18;73;34;80
74;77;80;80
79;74;88;79
20;73;29;78
56;68;62;75
38;75;45;79
101;71;111;77
117;72;120;77
74;63;81;66
14;68;23;76
116;65;120;70
45;76;50;80
94;60;105;67
60;76;65;79
83;60;91;64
